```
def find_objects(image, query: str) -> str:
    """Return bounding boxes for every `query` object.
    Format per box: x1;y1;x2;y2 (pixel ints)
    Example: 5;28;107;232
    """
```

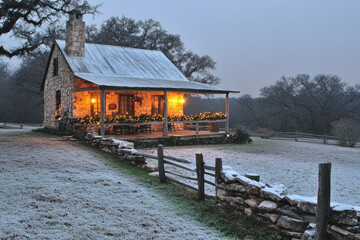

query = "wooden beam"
100;89;106;137
196;153;205;201
225;93;230;133
215;158;223;204
73;87;100;92
101;86;237;94
157;144;166;183
245;173;260;182
316;163;331;240
163;90;168;137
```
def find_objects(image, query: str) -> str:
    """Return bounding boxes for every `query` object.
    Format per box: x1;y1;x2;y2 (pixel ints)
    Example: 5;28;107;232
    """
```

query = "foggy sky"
5;1;360;96
83;0;360;96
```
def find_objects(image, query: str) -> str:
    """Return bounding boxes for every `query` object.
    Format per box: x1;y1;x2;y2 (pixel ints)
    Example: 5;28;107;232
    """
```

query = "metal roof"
74;73;234;93
56;40;238;93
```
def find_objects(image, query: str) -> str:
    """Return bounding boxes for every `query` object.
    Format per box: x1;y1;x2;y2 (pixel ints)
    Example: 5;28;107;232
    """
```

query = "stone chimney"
65;9;85;57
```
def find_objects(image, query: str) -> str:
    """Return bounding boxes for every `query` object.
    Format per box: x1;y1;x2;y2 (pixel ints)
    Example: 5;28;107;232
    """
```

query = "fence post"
20;123;23;129
215;158;223;204
196;153;205;201
316;163;331;240
157;144;166;183
323;134;327;144
196;122;199;135
245;173;260;182
295;131;298;142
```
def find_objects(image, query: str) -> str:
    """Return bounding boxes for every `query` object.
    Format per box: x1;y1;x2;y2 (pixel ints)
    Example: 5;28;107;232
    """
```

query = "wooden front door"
118;94;134;115
151;95;165;116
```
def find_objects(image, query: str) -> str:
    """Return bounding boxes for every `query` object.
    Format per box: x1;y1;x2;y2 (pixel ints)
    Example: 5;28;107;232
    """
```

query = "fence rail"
153;144;219;200
249;130;360;147
0;122;23;129
0;123;43;129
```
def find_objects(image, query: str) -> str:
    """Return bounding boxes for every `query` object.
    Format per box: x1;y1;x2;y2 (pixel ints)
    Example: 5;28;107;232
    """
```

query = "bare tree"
261;74;360;133
0;60;11;122
0;0;99;57
332;119;360;147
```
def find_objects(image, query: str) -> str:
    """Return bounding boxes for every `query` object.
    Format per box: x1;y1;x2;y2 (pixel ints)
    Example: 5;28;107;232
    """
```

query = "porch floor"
108;130;227;142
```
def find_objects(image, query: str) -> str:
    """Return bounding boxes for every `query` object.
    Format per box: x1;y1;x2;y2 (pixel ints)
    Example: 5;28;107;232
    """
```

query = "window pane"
53;58;58;76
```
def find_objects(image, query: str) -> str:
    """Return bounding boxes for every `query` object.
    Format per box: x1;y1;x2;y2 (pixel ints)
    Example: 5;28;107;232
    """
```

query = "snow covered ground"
0;130;227;239
143;137;360;206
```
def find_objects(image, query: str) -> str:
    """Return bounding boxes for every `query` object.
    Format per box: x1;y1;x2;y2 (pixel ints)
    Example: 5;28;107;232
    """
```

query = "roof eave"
98;85;239;94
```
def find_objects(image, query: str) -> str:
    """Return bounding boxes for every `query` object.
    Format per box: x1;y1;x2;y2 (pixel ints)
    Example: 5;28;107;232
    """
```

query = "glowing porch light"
169;98;185;104
91;98;96;103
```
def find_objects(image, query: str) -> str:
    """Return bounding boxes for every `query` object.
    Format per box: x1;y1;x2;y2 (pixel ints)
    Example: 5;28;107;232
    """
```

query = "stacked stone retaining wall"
83;133;146;165
217;168;360;240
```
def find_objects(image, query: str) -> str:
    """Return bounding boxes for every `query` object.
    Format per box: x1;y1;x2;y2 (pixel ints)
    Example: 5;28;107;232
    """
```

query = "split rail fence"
0;123;44;129
0;122;24;129
127;145;337;239
250;130;360;147
123;144;220;200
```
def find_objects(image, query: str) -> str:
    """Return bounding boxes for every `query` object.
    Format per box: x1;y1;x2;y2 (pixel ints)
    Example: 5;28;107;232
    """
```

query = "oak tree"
0;0;98;57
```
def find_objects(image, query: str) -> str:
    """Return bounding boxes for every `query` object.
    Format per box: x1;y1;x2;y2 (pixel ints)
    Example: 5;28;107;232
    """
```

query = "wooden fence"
121;144;219;200
0;122;23;129
249;130;360;147
157;144;218;200
128;144;336;239
132;145;335;239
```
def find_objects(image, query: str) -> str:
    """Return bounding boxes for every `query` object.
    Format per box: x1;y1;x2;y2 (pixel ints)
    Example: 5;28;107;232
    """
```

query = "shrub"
232;128;252;144
55;110;75;135
33;127;59;135
331;119;360;147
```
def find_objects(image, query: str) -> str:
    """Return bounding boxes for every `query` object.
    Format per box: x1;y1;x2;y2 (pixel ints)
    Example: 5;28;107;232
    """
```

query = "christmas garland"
75;112;226;125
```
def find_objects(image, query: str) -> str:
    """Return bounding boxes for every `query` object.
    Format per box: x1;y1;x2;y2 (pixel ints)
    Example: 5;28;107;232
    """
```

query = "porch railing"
74;119;226;136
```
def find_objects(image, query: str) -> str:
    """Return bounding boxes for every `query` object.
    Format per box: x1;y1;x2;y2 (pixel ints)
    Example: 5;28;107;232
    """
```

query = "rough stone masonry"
217;168;360;240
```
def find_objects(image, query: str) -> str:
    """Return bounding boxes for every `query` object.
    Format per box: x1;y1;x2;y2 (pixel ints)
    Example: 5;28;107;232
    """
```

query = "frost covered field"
0;130;227;240
144;138;360;206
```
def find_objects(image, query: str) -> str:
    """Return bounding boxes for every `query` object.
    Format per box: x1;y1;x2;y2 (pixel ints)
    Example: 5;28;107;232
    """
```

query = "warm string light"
91;98;96;103
75;112;226;125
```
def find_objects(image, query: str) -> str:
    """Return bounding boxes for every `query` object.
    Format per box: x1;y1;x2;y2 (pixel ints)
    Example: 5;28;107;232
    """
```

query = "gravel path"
0;130;227;240
144;138;360;206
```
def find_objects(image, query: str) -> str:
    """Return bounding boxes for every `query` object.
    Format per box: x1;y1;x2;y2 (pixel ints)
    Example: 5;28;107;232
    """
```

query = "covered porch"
72;75;238;138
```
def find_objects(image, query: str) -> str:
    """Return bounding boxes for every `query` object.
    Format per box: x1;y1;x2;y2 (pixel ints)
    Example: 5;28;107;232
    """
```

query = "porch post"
100;89;106;137
225;93;230;133
163;90;168;136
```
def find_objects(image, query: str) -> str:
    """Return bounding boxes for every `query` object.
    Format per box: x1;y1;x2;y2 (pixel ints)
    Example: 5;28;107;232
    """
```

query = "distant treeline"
185;74;360;134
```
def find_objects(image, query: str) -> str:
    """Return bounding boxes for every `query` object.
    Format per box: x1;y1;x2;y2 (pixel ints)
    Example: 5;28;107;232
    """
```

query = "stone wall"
43;45;74;128
65;11;85;57
82;133;146;165
217;168;360;240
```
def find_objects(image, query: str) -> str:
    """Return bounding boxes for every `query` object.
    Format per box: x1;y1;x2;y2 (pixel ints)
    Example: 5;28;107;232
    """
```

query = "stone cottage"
42;10;237;136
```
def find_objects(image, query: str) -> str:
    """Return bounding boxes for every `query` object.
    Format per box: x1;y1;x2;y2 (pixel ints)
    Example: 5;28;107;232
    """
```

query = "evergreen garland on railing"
74;112;226;125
